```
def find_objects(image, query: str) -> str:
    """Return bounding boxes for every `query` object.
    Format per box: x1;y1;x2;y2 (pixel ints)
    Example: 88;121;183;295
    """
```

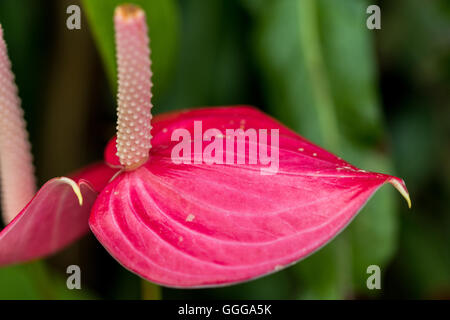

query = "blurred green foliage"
0;0;448;299
82;0;179;96
379;0;450;299
0;261;94;299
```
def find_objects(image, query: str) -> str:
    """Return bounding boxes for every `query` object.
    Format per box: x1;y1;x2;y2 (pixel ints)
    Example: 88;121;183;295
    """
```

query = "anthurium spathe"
89;5;411;288
0;25;117;266
0;4;411;289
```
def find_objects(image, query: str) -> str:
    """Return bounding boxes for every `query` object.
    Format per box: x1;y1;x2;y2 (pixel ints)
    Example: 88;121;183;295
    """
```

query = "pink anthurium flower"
90;5;411;288
0;4;411;289
0;25;117;265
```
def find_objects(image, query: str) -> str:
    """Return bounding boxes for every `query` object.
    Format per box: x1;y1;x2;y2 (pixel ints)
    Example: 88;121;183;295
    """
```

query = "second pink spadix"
0;24;117;266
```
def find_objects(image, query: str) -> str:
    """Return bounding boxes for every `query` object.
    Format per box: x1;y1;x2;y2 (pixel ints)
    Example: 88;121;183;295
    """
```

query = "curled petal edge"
0;177;97;266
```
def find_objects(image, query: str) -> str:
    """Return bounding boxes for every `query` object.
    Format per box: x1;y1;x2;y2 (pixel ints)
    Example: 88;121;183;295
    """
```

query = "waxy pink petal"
91;106;410;288
0;163;117;266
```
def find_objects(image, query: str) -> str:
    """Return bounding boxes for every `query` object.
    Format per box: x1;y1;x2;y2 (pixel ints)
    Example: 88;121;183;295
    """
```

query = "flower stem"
297;0;350;298
297;0;340;152
141;279;161;300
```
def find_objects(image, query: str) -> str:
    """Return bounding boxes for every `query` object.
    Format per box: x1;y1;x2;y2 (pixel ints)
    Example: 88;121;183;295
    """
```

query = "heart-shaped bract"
91;106;410;288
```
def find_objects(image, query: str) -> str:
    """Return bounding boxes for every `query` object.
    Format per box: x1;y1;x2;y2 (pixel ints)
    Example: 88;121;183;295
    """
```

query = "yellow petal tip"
59;177;83;206
389;178;411;209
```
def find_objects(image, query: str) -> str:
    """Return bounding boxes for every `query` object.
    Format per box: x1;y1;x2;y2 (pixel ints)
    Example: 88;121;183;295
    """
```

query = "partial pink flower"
0;24;117;266
0;163;116;265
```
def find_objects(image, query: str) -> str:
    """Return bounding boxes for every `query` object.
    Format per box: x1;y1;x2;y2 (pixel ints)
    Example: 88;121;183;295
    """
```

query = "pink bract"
91;106;410;288
0;163;117;266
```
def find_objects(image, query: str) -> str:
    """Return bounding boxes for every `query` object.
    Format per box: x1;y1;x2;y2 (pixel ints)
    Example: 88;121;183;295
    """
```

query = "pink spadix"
0;25;36;224
114;5;152;170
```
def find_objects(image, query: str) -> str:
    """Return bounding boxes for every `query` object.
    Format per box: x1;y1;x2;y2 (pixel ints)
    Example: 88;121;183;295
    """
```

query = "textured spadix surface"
114;5;153;170
92;106;410;288
0;163;116;266
0;25;36;224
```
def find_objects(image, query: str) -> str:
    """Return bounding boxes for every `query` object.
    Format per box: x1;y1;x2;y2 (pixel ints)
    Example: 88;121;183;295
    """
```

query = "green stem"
141;280;162;300
298;0;351;297
297;0;340;152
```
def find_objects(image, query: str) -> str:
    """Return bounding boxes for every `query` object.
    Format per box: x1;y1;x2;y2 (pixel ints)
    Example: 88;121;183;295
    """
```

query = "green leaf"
246;0;339;149
0;261;95;299
0;263;43;299
81;0;179;98
159;0;252;112
293;240;348;299
317;0;384;148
